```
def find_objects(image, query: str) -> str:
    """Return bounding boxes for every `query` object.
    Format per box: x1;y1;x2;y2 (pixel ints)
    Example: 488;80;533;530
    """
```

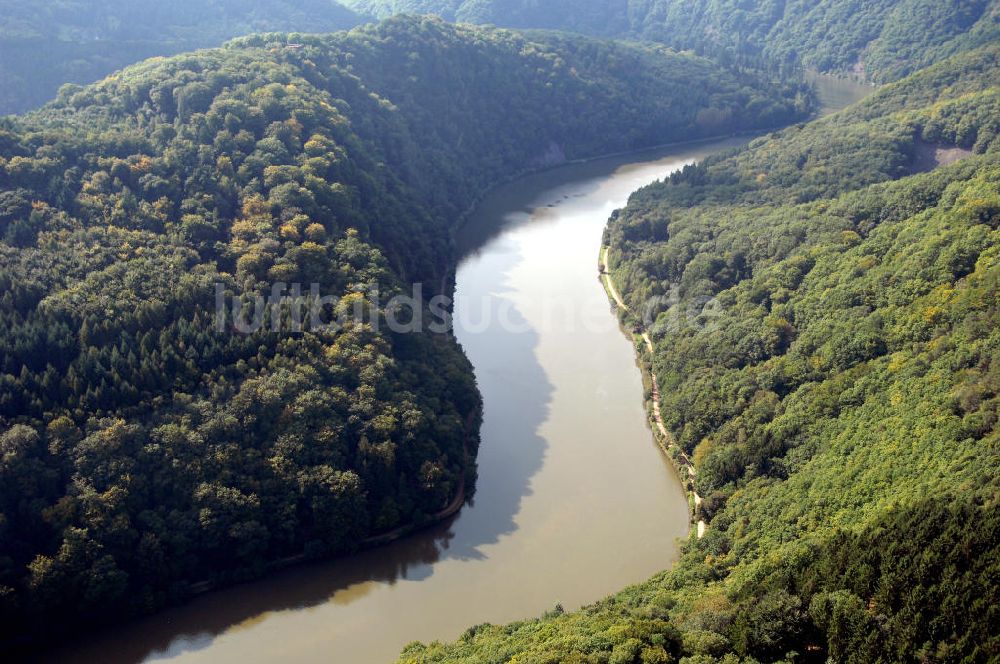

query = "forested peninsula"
0;15;808;647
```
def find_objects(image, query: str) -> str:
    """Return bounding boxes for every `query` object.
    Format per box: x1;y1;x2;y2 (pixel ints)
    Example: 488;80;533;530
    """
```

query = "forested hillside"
0;0;369;115
352;0;1000;83
0;15;808;648
401;43;1000;663
7;0;997;114
9;0;994;114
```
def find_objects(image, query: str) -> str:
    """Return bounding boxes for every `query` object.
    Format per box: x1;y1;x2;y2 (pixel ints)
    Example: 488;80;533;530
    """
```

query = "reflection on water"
50;77;871;664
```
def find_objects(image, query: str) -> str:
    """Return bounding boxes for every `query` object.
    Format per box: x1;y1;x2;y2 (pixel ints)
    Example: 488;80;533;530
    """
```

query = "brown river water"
49;76;869;664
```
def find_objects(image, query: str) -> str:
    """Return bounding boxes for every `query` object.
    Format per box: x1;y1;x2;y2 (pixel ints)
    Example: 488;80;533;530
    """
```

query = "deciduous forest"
353;0;1000;82
0;0;368;114
403;42;1000;664
1;1;997;662
0;15;806;646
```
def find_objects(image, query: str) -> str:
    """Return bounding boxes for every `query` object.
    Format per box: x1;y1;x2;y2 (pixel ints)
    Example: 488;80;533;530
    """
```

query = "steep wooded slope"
0;0;369;114
352;0;1000;82
402;42;1000;664
0;15;806;647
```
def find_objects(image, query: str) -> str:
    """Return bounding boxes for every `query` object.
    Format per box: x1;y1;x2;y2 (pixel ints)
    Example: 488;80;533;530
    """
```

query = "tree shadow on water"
49;193;555;664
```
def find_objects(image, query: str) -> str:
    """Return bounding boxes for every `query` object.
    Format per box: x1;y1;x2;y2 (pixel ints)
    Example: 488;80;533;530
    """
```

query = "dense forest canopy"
351;0;1000;83
0;0;369;115
0;15;808;648
402;42;1000;663
7;0;996;114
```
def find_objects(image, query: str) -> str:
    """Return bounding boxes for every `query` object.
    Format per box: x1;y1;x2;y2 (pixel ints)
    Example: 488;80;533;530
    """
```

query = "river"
51;77;869;664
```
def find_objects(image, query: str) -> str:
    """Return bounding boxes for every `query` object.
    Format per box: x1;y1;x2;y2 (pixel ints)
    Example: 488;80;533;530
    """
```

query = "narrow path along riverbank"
55;140;724;664
599;247;707;538
592;74;874;544
43;76;871;664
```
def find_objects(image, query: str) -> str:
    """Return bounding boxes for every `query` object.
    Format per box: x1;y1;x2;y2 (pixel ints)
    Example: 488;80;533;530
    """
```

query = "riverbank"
211;130;775;594
592;73;874;544
180;408;479;597
599;247;707;538
450;121;812;241
52;136;706;664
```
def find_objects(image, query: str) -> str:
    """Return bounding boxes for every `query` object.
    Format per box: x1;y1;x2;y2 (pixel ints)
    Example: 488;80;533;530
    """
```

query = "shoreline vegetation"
0;14;812;654
184;408;479;596
95;124;820;644
0;2;995;661
590;73;875;545
404;40;1000;663
183;129;783;600
148;122;816;606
